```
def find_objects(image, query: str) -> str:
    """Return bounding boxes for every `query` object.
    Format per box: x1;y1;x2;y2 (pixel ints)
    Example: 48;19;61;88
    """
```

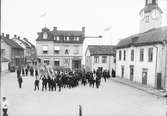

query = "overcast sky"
2;0;167;46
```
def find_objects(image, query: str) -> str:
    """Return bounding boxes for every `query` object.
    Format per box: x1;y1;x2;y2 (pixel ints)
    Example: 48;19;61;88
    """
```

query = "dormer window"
43;32;48;39
148;0;152;4
57;36;59;41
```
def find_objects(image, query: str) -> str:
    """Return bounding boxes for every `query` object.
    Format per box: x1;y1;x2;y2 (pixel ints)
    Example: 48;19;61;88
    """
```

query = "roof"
1;36;24;49
117;26;167;49
86;45;115;56
23;38;35;48
36;27;85;43
140;4;163;14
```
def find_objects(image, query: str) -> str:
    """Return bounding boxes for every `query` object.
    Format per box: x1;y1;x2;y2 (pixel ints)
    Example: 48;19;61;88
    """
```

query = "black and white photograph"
1;0;167;115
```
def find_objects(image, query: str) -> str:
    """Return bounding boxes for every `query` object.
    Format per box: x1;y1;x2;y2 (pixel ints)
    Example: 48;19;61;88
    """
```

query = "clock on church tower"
139;0;163;33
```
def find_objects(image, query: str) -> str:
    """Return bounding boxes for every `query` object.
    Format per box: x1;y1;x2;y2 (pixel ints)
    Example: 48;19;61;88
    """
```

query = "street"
1;72;165;116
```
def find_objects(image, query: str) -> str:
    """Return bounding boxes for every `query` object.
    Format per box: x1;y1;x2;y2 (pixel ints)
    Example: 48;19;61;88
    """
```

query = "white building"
85;45;115;74
36;27;85;70
116;0;167;90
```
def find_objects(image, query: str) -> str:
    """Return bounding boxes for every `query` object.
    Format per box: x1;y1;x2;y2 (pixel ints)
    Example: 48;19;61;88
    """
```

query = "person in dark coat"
42;75;47;91
34;78;39;91
25;67;28;76
18;75;23;88
35;69;38;79
22;66;25;76
17;67;21;78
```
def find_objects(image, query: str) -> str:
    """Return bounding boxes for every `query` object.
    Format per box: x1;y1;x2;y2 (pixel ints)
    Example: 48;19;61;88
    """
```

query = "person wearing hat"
2;97;8;116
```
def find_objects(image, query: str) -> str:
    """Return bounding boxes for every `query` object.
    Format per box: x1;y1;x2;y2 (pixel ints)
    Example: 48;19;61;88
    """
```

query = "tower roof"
140;4;163;15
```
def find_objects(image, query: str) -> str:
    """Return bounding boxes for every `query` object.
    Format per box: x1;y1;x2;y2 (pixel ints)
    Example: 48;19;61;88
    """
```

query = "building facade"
1;34;24;67
116;0;167;90
36;27;85;70
85;45;116;74
12;35;36;64
116;27;167;89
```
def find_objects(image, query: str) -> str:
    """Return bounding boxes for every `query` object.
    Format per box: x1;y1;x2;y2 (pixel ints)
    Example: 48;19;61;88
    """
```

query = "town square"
1;0;167;115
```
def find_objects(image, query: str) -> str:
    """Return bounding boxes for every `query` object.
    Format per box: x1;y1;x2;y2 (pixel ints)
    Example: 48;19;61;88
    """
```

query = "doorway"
130;65;134;81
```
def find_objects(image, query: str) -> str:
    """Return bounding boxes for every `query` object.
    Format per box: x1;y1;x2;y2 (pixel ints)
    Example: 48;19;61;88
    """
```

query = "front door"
142;68;148;85
72;60;81;69
121;65;124;78
130;65;134;81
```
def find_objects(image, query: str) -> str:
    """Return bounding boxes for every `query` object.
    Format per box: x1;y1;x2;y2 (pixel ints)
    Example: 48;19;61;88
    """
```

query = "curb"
110;78;165;98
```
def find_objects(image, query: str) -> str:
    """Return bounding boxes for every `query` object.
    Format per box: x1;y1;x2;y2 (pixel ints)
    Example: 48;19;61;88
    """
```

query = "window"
123;50;126;61
54;61;60;66
60;36;64;40
54;46;60;54
148;0;152;4
44;60;49;64
42;46;48;54
57;36;60;41
119;50;122;60
140;48;144;62
148;48;153;62
102;56;107;63
1;49;5;56
131;49;134;61
69;36;74;40
145;16;149;23
94;56;99;63
65;49;69;54
43;32;48;39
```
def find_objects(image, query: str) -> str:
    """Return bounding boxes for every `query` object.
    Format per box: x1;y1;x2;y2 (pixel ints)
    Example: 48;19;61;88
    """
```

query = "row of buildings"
1;34;36;71
35;0;167;91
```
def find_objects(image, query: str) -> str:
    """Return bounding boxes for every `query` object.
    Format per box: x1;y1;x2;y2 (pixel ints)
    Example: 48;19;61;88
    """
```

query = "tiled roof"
23;38;35;48
53;30;84;36
140;4;163;14
36;27;85;43
87;45;115;56
1;36;24;49
117;26;167;49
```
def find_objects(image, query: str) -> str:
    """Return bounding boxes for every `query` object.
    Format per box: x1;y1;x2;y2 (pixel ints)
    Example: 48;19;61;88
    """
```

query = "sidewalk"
110;77;166;97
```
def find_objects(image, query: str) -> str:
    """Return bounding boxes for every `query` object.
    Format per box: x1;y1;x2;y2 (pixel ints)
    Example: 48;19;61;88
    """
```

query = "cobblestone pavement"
1;72;166;116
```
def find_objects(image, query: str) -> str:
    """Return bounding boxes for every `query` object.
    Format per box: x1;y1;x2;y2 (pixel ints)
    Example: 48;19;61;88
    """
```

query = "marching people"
2;97;8;116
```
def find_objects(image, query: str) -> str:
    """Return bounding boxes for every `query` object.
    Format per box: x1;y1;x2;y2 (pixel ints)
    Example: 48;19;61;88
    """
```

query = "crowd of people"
16;64;115;92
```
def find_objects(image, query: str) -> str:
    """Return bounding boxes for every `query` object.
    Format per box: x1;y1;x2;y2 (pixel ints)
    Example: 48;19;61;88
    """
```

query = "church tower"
139;0;163;33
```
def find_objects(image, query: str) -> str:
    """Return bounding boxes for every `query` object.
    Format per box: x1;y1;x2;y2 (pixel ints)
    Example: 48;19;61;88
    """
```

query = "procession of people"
16;63;113;92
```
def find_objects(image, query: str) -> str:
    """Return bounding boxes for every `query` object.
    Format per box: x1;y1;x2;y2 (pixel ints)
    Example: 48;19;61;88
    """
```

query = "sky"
2;0;167;47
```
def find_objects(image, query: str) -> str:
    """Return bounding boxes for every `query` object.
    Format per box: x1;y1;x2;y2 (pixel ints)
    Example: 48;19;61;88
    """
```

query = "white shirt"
2;100;8;109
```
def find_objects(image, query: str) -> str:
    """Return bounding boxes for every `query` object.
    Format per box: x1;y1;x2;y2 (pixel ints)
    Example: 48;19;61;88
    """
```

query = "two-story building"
1;34;24;67
85;45;116;73
12;35;36;64
116;0;167;90
36;27;85;70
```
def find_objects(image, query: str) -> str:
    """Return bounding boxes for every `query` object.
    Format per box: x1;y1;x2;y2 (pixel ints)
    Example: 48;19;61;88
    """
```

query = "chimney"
6;34;9;39
53;27;57;31
14;34;17;38
82;27;85;33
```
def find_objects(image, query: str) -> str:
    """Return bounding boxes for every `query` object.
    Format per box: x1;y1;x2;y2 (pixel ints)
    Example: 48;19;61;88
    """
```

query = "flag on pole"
104;26;112;32
40;12;47;18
